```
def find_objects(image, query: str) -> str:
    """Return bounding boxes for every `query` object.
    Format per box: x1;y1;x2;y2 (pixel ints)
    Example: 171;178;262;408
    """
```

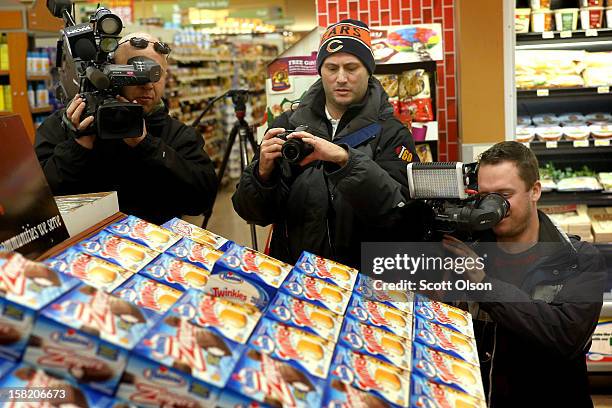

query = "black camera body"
278;125;313;164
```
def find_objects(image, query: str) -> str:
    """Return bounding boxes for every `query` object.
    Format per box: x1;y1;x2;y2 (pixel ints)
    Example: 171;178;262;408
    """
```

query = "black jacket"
232;77;422;268
473;211;606;407
35;106;218;225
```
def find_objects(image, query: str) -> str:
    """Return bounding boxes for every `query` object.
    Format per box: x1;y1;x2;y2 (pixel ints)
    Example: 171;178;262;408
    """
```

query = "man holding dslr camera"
233;19;421;268
35;32;218;225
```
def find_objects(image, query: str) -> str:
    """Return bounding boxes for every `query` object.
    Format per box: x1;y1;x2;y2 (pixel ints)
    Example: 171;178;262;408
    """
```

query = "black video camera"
278;125;313;164
48;0;162;139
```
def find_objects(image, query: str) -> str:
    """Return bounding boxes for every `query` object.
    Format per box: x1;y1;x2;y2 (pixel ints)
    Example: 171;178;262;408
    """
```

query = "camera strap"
334;123;381;149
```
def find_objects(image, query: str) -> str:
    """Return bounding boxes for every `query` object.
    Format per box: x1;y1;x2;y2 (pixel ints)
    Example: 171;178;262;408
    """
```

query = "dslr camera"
278;125;313;164
48;0;162;139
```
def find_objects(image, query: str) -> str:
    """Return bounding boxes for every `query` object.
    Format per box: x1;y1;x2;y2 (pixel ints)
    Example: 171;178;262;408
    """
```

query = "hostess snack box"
106;215;181;252
0;252;79;362
413;316;479;366
24;284;159;395
266;293;343;343
339;319;412;370
227;347;326;408
77;230;159;273
414;294;474;338
354;275;414;315
0;362;121;407
249;318;335;379
112;274;183;315
280;272;351;315
166;238;224;272
171;289;261;344
345;294;413;340
133;315;244;388
45;248;133;292
203;270;271;311
162;217;233;251
292;251;359;291
117;354;220;408
412;342;485;400
329;346;411;407
323;377;405;408
410;375;486;408
140;253;211;291
217;388;269;408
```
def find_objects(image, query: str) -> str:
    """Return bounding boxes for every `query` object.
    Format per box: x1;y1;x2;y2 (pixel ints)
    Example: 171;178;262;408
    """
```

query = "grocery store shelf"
27;75;51;81
0;70;9;76
177;93;218;103
516;29;612;51
517;87;612;99
30;105;53;114
539;191;612;206
175;74;219;82
527;140;612;155
171;55;219;63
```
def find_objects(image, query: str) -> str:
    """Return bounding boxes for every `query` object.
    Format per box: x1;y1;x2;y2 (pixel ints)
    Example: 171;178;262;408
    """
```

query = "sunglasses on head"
118;37;172;56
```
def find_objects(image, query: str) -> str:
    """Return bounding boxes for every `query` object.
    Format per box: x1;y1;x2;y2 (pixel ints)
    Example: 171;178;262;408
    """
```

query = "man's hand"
66;95;95;150
117;96;146;147
287;131;349;167
257;128;286;182
442;234;486;283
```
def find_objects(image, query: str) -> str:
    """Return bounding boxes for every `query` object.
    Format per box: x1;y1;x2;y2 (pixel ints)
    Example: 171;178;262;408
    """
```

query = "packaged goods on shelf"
112;274;183;315
539;204;593;237
591;213;612;242
599;172;612;191
515;50;586;89
165;237;224;272
292;250;359;292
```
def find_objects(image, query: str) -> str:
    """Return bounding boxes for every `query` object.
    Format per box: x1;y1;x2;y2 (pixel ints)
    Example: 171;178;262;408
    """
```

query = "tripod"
193;90;260;250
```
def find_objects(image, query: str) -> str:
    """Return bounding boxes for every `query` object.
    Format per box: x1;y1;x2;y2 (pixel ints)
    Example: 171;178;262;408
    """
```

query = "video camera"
48;0;162;139
407;162;510;241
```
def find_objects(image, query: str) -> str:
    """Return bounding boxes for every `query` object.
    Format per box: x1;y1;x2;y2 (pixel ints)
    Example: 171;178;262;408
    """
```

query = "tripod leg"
217;122;239;183
238;124;258;250
244;123;258;153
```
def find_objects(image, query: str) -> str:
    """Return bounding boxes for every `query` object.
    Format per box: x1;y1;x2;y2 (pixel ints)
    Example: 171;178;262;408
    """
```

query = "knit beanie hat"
316;19;375;75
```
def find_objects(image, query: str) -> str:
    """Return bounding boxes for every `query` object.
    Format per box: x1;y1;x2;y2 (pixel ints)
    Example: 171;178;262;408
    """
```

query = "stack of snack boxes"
0;215;487;407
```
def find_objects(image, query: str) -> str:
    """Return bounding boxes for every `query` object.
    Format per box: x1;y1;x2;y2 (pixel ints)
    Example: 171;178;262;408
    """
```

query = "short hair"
478;141;539;189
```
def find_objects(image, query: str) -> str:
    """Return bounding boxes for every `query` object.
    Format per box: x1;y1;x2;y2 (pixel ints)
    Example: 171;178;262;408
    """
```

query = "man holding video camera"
233;19;422;268
35;32;218;225
443;142;606;407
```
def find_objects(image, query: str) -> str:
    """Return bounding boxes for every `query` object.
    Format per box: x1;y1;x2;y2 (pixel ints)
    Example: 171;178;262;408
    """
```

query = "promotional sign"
371;24;443;64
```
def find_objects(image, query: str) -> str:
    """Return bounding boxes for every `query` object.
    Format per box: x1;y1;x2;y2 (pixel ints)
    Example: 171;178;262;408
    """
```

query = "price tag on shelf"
573;140;589;148
521;142;530;148
595;139;611;147
585;29;598;37
560;31;572;38
597;86;610;94
545;141;558;149
542;31;555;39
537;89;550;97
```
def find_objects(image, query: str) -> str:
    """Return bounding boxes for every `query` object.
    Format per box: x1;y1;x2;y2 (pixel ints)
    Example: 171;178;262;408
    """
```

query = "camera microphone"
73;37;97;61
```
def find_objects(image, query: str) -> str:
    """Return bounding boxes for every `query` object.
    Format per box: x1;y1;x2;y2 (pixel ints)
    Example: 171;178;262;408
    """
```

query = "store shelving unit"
516;28;612;51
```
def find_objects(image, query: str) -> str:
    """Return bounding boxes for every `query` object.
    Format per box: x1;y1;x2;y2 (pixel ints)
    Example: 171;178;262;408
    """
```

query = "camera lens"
100;37;118;53
281;141;301;163
98;14;122;35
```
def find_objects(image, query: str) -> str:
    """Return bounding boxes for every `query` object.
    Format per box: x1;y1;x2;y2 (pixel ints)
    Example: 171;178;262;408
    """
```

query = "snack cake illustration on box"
346;294;413;340
45;247;133;292
354;275;414;315
227;347;325;408
203;270;271;312
134;315;244;388
162;217;234;251
329;345;411;407
323;377;406;408
216;388;269;408
292;251;359;291
77;230;159;273
280;272;351;315
140;253;210;291
266;292;343;343
117;353;221;408
410;374;486;408
112;274;183;315
413;316;479;366
0;362;120;408
339;318;412;370
171;289;261;344
414;294;474;338
249;318;335;379
106;215;181;252
0;252;79;362
412;342;485;400
166;238;223;272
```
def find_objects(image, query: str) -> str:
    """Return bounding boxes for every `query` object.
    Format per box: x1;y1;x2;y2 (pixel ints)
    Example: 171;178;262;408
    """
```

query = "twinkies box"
117;354;220;408
170;289;262;344
112;274;183;315
166;238;224;272
217;388;274;408
45;247;133;292
203;270;272;312
292;251;359;291
162;217;234;251
280;272;351;315
249;318;335;379
322;377;406;408
0;252;80;362
227;347;326;408
354;275;414;315
345;294;413;340
265;293;343;343
106;215;182;252
412;342;485;400
413;316;479;366
77;230;160;273
338;318;412;370
140;253;211;291
410;374;486;408
132;315;244;388
414;294;474;338
24;284;159;395
329;345;411;408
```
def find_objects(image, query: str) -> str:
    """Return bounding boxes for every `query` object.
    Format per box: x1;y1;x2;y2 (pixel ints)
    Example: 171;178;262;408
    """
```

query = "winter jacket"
472;211;606;407
232;77;423;268
35;105;218;225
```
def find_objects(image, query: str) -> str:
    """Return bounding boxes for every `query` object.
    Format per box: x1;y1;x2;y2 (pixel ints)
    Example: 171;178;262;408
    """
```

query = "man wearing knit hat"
233;19;422;268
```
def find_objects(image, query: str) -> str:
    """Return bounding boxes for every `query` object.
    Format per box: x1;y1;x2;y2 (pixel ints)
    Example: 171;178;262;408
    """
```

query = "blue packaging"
292;251;359;291
413;316;479;365
280;272;351;315
139;253;211;291
106;215;182;252
322;377;406;408
353;275;414;315
345;294;413;340
161;217;234;251
165;238;224;272
410;374;486;408
112;274;184;315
